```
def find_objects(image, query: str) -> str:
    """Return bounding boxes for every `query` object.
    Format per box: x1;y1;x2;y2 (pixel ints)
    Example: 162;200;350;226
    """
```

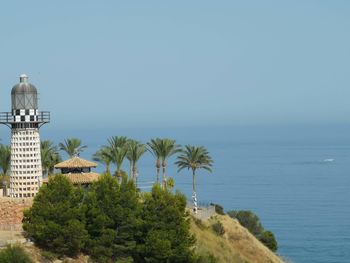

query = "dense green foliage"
139;185;195;262
258;231;278;252
0;244;33;263
227;210;278;252
23;173;196;262
23;174;88;257
84;173;141;262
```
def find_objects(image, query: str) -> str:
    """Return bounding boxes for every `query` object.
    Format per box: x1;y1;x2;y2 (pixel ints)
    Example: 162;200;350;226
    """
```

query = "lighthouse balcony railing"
0;111;50;124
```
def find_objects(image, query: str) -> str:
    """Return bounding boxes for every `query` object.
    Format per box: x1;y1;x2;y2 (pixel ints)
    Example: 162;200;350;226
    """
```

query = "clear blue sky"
1;1;349;129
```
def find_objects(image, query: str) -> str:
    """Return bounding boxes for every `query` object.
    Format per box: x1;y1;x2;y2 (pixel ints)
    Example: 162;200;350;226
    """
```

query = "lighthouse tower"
0;74;50;198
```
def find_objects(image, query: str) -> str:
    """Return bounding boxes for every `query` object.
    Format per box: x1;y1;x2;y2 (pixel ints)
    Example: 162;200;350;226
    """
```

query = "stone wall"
0;197;32;231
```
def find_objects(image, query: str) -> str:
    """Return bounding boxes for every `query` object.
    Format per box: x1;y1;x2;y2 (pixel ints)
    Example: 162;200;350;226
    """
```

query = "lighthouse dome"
11;74;38;110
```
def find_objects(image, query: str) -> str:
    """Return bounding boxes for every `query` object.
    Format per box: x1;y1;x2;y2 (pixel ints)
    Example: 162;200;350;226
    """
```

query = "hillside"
0;198;284;263
190;213;284;263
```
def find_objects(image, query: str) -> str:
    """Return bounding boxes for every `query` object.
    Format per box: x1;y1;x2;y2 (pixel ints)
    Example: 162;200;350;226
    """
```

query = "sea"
8;124;350;263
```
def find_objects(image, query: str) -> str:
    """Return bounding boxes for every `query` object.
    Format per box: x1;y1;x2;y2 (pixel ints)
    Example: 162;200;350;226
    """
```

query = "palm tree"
159;138;181;189
147;138;162;185
41;140;61;177
107;136;128;177
175;145;213;213
126;140;147;184
0;144;11;175
93;146;112;174
59;138;87;157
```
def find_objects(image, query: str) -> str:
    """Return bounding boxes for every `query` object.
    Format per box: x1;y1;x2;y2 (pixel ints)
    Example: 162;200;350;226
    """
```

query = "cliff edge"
190;213;284;263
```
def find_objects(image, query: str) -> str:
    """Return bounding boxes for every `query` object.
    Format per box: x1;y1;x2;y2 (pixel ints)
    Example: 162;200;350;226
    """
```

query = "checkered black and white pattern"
12;109;38;122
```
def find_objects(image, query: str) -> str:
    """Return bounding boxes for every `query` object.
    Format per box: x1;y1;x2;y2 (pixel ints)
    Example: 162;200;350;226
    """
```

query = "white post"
192;192;198;214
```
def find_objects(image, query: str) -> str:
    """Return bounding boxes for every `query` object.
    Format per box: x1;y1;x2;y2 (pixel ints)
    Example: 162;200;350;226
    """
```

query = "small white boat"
323;159;334;162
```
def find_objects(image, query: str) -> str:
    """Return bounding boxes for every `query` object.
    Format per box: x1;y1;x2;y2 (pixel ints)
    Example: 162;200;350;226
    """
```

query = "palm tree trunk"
129;160;133;179
116;169;122;184
162;162;167;189
156;159;160;185
192;169;198;214
156;166;160;185
106;163;110;175
132;165;137;184
115;163;122;183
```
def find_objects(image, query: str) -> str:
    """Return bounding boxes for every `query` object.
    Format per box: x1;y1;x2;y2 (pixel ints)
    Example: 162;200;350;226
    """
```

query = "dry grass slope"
190;214;284;263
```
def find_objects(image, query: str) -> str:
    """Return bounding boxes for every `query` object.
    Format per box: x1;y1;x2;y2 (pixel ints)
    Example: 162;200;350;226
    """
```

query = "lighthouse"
0;74;50;198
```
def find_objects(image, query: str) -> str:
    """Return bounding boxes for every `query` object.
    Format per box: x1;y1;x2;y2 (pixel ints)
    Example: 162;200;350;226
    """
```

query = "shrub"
23;174;88;257
193;217;205;230
41;250;58;261
227;210;263;237
166;177;175;189
259;231;278;252
0;175;10;188
211;203;225;215
212;221;225;236
0;244;33;263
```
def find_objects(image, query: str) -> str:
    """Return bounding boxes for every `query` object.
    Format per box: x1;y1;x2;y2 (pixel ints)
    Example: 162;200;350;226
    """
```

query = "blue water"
10;124;350;263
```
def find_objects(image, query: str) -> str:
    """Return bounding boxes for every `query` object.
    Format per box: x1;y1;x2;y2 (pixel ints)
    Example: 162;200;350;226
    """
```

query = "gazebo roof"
43;172;100;185
63;172;100;184
54;156;97;169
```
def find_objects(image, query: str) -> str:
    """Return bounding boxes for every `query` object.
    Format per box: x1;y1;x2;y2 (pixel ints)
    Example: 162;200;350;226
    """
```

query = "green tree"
126;140;147;184
138;185;195;262
23;174;88;257
175;145;213;213
147;138;163;185
59;138;87;157
93;146;113;174
41;140;61;177
84;174;142;262
159;138;181;189
0;244;33;263
0;144;11;175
